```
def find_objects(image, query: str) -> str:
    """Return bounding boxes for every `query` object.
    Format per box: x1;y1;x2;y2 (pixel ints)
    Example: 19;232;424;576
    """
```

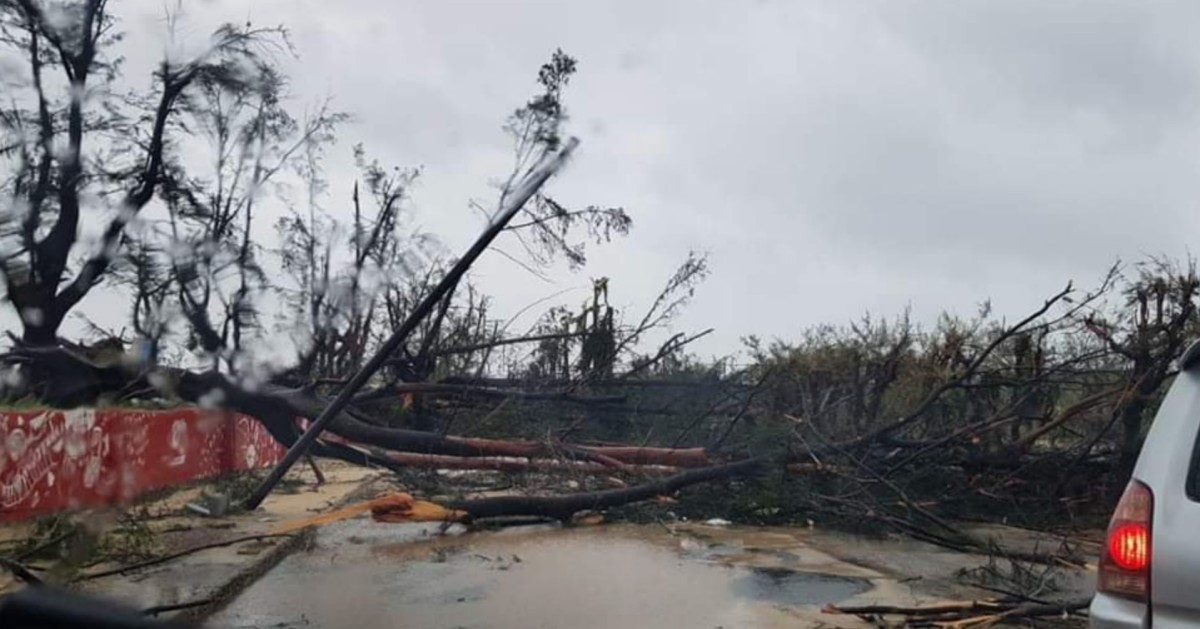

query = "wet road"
208;520;883;629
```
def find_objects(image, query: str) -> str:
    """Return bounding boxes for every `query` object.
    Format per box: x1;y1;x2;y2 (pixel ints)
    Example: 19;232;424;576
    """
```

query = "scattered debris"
0;558;43;586
184;504;212;517
823;596;1093;628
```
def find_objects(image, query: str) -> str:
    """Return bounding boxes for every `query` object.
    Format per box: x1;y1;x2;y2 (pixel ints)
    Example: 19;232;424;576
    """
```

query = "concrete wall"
0;408;285;521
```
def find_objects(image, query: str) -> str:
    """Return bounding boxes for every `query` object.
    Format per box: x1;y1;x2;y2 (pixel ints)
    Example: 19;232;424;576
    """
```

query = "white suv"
1090;343;1200;629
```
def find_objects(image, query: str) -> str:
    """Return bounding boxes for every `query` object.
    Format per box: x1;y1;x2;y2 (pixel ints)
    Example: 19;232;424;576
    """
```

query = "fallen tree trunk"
245;139;584;509
174;366;683;469
354;382;628;406
307;429;682;476
375;451;680;476
440;376;750;390
2;346;713;470
293;413;709;468
571;445;709;467
270;456;771;532
442;435;708;467
441;457;770;521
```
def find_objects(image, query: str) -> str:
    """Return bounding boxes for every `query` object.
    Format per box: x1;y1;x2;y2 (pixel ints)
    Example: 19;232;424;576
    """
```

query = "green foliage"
743;259;1199;464
745;311;917;439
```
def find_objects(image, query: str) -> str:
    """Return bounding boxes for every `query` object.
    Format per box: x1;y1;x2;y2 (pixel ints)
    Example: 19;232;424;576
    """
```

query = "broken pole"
305;454;326;486
241;138;580;510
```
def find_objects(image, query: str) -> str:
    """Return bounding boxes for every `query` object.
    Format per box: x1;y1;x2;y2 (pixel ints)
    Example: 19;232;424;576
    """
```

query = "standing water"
210;520;872;628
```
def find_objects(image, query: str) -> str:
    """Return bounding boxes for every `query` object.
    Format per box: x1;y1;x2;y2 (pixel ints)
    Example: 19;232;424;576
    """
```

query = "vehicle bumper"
1090;593;1148;629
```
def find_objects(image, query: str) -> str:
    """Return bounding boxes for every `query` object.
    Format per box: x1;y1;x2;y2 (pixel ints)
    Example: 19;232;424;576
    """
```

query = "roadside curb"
176;474;386;623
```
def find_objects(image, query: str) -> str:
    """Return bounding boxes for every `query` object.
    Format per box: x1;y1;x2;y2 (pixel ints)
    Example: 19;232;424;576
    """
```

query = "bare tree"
151;60;345;372
276;144;430;382
1084;257;1200;466
521;253;711;383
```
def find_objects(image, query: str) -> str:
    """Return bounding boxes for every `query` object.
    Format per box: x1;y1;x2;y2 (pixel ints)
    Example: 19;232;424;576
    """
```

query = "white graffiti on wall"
235;415;281;470
166;419;188;467
2;409;284;518
63;409;108;490
124;416;150;467
1;412;65;509
1;410;114;510
197;412;226;476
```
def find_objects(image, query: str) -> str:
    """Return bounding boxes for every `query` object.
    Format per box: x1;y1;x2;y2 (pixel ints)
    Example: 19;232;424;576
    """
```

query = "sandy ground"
2;466;1099;627
0;460;382;619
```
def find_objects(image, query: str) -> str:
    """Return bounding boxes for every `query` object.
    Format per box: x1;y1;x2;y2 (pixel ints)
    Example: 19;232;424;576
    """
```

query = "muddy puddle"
210;520;878;629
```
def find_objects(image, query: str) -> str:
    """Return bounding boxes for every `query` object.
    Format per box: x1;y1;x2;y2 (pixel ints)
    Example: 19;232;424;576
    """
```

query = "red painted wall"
0;408;285;522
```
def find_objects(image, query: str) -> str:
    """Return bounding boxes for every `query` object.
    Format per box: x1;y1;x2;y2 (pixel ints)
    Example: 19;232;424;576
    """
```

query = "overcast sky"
13;0;1200;360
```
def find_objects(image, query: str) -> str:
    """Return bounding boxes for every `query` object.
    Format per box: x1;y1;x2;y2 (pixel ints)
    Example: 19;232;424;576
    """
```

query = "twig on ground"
0;557;44;585
72;534;293;581
142;598;215;616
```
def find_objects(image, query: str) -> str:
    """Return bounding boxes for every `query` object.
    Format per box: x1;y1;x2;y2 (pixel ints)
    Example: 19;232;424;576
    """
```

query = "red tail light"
1099;480;1153;600
1109;523;1150;571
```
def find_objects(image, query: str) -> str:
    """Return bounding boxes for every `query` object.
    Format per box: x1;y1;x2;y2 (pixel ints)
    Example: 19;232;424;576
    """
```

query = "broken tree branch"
849;284;1073;447
429;331;590;356
441;456;770;521
352;382;626;406
344;449;678;476
824;596;1092;627
71;534;294;582
242;138;580;509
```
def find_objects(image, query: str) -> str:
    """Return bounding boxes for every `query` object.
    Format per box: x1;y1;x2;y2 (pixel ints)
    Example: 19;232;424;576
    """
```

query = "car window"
1187;412;1200;501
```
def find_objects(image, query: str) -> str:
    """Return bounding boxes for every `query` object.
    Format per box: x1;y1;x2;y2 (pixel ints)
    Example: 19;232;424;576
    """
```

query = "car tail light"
1098;480;1153;600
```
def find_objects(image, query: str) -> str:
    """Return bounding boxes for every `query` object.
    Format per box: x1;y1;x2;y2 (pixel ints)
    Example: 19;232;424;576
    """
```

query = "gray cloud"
9;0;1200;361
